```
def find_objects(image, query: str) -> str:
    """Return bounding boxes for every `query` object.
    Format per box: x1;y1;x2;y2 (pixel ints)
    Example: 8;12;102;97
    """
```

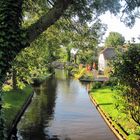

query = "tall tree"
1;0;140;86
105;32;125;47
1;0;140;139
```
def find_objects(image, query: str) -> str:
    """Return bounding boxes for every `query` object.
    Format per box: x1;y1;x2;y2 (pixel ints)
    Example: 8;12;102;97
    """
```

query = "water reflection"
17;78;57;140
16;70;117;140
80;81;93;92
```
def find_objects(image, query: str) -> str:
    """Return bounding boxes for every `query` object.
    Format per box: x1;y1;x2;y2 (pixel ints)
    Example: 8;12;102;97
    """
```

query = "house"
98;47;116;72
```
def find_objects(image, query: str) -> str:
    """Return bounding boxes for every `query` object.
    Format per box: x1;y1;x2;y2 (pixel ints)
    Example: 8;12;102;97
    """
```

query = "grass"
3;86;33;129
90;86;140;140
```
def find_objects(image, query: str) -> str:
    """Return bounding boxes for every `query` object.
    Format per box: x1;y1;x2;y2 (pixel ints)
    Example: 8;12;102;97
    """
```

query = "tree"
73;20;106;64
0;0;139;86
1;0;140;139
111;44;140;125
12;44;49;89
105;32;125;47
0;0;140;82
12;23;62;88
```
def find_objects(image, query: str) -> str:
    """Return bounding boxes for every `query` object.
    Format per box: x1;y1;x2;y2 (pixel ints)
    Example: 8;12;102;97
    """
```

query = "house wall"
98;54;106;71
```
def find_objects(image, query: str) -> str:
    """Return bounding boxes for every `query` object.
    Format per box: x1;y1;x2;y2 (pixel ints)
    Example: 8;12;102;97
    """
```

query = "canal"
16;70;117;140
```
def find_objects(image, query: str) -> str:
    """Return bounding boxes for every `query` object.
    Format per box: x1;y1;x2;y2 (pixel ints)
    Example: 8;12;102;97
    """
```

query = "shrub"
111;45;140;125
104;66;111;77
92;82;102;89
103;77;117;87
2;85;12;91
74;68;86;79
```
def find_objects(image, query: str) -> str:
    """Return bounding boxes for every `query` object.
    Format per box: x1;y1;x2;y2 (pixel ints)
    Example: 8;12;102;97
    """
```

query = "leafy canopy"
105;32;125;47
23;0;140;27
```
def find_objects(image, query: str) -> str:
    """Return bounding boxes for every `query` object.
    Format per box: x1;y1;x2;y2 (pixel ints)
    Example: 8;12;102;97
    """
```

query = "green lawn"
90;86;140;140
3;86;33;129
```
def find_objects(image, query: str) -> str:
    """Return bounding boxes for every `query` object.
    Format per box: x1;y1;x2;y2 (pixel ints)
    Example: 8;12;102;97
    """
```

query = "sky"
99;12;140;44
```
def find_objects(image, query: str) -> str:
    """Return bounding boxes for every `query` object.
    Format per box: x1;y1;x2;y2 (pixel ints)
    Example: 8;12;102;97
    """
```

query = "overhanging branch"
26;0;72;44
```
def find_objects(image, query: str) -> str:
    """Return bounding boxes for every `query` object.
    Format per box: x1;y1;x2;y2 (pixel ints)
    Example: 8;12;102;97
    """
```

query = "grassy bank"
3;86;33;130
90;86;140;140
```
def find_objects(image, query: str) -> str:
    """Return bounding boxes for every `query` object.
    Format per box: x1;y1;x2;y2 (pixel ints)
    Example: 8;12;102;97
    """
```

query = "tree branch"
26;0;73;44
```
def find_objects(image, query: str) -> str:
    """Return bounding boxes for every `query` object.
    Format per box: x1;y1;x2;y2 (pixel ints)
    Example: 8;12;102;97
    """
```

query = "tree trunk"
0;0;72;139
12;68;17;90
74;54;77;63
0;0;23;139
67;49;71;62
26;0;73;44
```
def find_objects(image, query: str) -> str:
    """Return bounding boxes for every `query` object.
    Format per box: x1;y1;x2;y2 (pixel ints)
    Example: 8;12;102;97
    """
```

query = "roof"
100;47;116;60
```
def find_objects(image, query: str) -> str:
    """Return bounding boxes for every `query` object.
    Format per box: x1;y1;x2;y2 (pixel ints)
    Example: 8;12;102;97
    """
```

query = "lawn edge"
7;91;34;139
89;92;128;140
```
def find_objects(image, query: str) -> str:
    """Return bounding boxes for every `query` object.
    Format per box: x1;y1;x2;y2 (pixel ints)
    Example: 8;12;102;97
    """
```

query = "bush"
111;45;140;125
74;68;86;79
80;71;93;80
103;77;117;87
92;82;102;89
2;85;12;91
104;66;111;77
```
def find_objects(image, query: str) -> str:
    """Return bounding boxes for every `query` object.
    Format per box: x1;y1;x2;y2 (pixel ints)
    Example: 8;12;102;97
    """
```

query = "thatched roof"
100;47;116;60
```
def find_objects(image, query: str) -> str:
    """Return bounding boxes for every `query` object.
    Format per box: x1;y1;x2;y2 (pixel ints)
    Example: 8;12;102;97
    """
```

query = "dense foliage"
0;0;24;138
12;24;63;89
111;45;140;125
1;0;140;139
105;32;125;47
91;87;140;139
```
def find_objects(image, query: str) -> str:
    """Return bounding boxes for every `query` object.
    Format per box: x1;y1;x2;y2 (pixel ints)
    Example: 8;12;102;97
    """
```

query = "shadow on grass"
97;103;113;107
91;89;112;94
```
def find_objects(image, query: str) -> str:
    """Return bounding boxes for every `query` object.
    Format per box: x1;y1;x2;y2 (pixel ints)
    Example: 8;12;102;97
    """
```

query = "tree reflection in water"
12;70;117;140
16;78;57;140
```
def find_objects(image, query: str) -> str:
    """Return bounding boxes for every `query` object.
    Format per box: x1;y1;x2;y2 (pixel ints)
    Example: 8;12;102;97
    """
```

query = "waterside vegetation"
90;86;140;140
